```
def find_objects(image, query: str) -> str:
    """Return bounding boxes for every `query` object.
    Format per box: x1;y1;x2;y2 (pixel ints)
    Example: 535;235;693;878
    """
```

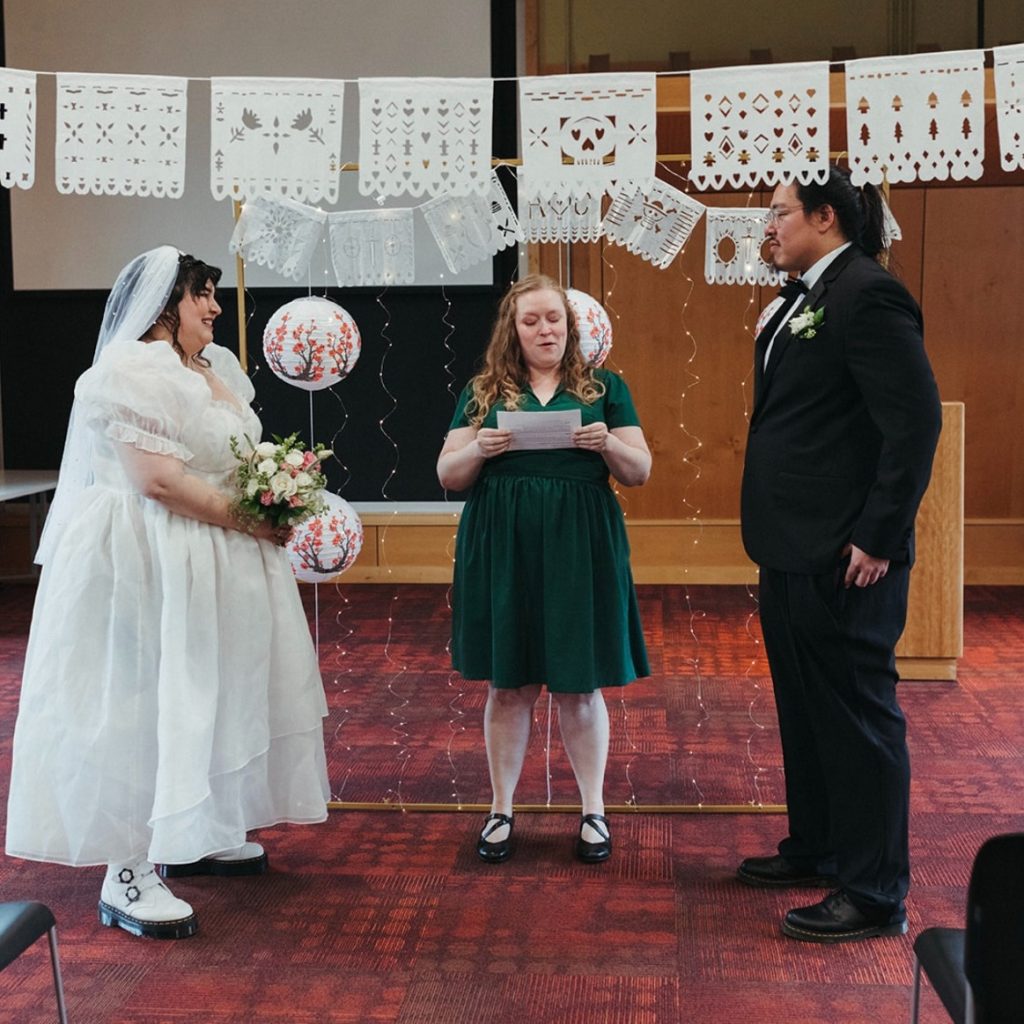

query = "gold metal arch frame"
327;802;786;813
229;80;876;813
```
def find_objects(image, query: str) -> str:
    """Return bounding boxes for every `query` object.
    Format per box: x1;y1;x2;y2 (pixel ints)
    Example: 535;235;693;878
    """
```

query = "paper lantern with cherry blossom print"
287;492;364;583
566;288;612;366
263;296;360;391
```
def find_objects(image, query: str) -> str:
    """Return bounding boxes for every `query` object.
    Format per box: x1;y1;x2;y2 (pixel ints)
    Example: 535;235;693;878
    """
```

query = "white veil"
35;246;183;566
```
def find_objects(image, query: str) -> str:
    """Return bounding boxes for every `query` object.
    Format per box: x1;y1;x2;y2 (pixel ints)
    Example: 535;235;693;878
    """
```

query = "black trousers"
758;562;912;916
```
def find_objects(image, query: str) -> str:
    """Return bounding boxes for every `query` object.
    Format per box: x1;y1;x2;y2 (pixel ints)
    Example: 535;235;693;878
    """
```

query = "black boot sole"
98;900;198;939
159;852;268;878
781;918;908;943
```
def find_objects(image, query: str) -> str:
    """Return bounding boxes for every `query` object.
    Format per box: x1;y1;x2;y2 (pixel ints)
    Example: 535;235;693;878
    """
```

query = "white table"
0;470;59;578
0;469;59;502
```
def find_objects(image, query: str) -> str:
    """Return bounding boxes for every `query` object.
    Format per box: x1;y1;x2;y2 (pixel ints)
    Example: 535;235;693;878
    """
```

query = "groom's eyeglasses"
765;205;805;226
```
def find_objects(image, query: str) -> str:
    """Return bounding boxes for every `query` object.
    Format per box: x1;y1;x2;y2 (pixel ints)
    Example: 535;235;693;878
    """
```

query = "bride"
5;246;330;939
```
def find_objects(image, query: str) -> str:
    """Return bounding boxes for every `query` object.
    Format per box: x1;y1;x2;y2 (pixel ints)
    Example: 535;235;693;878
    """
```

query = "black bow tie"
778;277;808;301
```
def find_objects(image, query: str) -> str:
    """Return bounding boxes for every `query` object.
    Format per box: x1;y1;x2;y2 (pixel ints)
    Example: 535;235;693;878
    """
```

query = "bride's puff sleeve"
75;340;209;464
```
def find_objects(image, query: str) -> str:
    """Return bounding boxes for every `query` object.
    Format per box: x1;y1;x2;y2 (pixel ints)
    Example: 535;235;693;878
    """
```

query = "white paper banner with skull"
518;72;656;201
0;68;36;190
55;73;188;197
704;208;784;286
328;208;416;287
994;43;1024;173
229;195;327;282
845;50;985;185
603;182;706;269
689;62;830;191
521;194;603;243
420;170;522;274
880;194;903;246
210;77;344;202
358;77;493;198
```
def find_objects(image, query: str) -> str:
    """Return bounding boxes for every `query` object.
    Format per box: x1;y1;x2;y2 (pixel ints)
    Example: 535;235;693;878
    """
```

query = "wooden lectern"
895;402;964;680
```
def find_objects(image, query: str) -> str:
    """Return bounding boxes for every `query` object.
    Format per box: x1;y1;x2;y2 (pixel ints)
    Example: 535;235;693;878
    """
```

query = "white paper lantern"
566;288;612;366
263;296;360;391
287;492;363;583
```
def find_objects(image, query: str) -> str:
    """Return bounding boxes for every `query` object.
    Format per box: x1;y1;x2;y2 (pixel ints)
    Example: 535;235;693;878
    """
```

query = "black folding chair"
911;833;1024;1023
0;901;69;1023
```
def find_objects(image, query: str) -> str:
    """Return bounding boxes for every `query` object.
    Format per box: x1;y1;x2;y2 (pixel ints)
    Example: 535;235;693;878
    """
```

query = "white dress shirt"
763;241;852;370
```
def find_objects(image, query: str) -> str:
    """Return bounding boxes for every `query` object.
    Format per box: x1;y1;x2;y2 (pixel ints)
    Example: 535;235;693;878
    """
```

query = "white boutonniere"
789;306;825;339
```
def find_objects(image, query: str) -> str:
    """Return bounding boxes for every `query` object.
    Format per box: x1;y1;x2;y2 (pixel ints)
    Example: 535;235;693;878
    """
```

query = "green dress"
450;368;649;693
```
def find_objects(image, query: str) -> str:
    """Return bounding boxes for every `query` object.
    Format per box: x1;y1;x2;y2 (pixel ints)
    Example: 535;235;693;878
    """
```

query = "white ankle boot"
99;860;198;939
210;841;265;863
159;841;268;879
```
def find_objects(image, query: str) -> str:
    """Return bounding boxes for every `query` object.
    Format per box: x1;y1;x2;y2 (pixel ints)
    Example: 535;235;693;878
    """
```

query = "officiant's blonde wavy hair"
464;274;604;428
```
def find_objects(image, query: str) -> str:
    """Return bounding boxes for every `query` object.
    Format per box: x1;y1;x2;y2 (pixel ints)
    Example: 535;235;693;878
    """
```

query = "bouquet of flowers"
229;432;332;529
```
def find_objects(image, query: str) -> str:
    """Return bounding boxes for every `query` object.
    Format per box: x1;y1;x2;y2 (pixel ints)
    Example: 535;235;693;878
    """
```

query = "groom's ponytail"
797;166;887;260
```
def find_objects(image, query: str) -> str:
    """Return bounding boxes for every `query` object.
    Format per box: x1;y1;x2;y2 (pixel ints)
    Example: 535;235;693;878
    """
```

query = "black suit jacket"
741;245;942;574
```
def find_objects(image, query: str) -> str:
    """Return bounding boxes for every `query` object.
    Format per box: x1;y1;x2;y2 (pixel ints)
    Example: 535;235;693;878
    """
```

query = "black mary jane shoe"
576;813;612;863
476;813;514;863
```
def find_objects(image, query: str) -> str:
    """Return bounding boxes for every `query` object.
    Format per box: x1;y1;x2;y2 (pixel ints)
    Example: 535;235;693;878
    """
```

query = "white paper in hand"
496;410;581;450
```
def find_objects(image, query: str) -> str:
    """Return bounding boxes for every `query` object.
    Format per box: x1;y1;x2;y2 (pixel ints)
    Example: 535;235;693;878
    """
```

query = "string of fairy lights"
730;190;786;808
594;223;643;812
438;283;469;809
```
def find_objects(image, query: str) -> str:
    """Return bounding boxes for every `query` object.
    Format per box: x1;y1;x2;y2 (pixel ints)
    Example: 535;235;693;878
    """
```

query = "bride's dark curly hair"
152;253;223;367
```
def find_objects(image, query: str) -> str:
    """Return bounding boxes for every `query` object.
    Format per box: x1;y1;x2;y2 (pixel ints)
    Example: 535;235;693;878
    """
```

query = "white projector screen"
5;0;495;289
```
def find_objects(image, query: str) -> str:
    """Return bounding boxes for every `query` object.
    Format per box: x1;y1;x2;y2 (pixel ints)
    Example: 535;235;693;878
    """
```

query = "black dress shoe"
576;814;611;863
737;854;837;889
477;813;514;863
782;890;908;944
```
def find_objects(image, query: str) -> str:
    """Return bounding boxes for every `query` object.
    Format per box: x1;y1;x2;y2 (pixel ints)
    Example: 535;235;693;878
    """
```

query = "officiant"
437;273;651;866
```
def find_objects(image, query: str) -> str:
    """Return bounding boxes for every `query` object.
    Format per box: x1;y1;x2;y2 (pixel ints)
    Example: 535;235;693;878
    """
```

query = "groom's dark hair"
796;166;886;259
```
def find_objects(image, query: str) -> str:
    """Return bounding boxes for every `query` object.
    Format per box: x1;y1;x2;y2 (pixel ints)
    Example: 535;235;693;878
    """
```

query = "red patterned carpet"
313;584;787;810
1;582;1022;1023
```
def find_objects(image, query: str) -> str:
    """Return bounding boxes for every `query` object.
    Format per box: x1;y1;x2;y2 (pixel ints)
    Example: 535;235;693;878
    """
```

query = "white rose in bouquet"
270;472;299;500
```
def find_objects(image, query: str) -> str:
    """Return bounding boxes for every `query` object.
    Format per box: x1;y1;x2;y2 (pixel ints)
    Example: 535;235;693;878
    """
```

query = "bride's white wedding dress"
6;339;329;866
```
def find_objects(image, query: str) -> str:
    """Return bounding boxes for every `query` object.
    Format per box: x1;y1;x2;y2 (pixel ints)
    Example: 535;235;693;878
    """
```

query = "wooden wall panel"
964;520;1024;584
886;187;925;306
895;403;964;679
921;186;1024;519
627;520;754;583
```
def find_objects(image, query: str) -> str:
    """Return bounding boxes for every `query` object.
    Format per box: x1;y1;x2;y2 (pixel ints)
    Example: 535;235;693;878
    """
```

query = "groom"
738;166;942;943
